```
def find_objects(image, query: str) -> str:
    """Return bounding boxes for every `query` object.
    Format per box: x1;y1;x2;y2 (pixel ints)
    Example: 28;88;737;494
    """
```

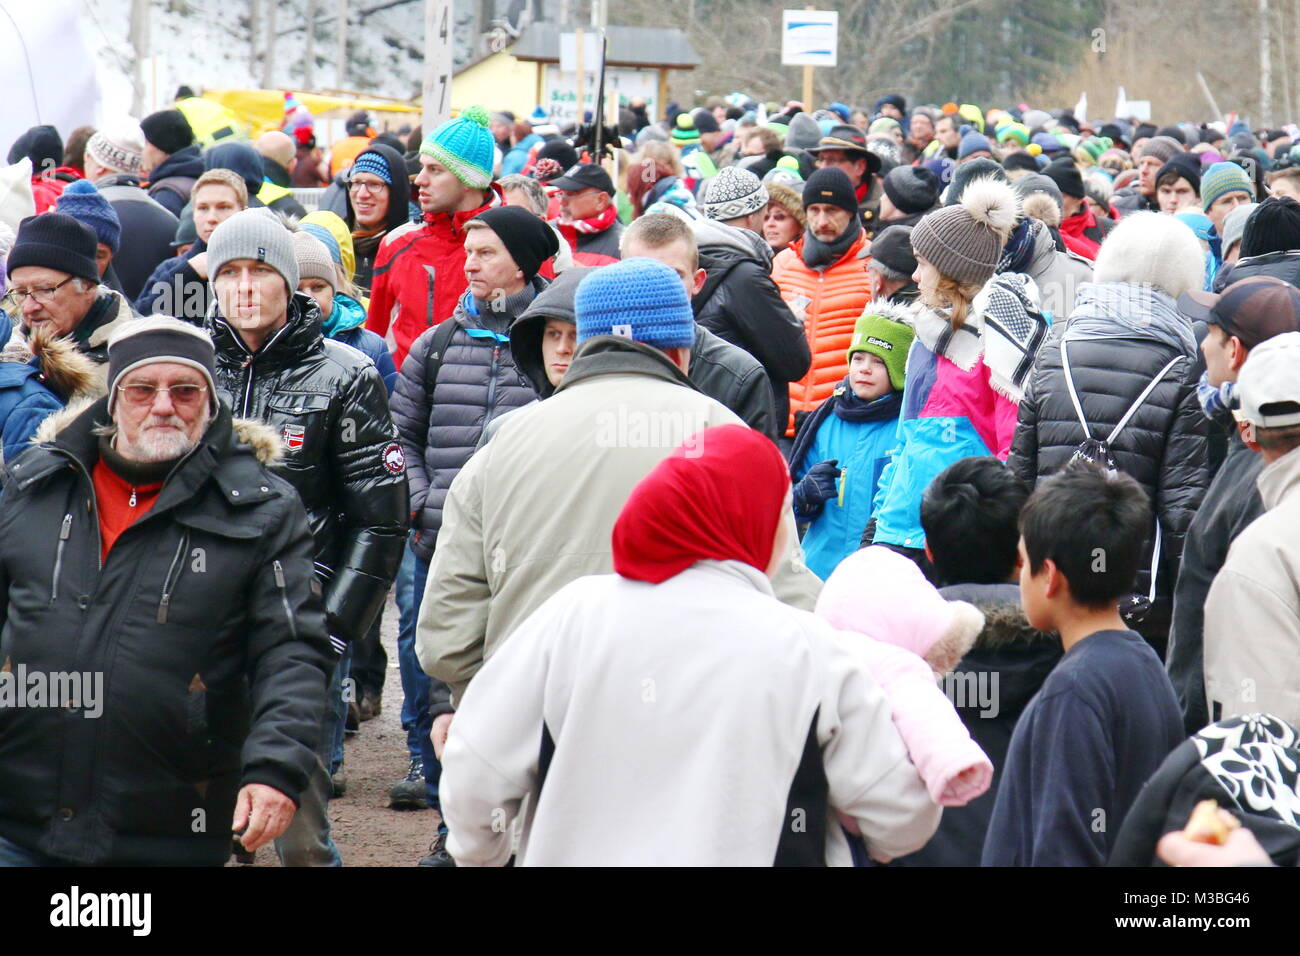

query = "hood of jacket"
938;581;1063;719
692;220;774;317
0;320;101;401
1064;280;1198;355
510;266;595;396
555;334;697;395
149;145;204;184
344;143;410;236
208;290;325;368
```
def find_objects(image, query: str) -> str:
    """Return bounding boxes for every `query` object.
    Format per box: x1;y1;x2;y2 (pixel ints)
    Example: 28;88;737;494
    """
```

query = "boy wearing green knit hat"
789;303;916;579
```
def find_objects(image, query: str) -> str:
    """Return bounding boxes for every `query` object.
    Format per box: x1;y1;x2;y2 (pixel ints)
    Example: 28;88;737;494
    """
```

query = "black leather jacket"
207;292;408;645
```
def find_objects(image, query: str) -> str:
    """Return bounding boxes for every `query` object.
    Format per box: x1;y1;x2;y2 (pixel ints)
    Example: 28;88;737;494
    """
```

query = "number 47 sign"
423;0;455;129
781;9;838;68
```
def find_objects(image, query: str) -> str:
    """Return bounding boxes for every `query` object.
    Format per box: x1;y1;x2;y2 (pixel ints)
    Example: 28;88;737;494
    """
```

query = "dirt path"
236;592;443;867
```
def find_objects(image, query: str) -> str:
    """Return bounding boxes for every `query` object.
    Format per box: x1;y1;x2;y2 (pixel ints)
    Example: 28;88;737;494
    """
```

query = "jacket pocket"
265;392;334;465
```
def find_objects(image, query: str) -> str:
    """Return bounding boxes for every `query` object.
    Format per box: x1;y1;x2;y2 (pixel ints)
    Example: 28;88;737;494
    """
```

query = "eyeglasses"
115;383;209;407
2;275;74;310
348;178;389;194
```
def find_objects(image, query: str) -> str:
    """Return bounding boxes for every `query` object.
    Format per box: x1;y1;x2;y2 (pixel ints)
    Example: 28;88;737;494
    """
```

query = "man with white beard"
0;317;332;866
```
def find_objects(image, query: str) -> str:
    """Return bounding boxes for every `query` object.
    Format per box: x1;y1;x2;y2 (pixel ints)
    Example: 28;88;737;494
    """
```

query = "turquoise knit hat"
1200;161;1254;211
575;258;695;349
420;105;495;189
846;310;915;390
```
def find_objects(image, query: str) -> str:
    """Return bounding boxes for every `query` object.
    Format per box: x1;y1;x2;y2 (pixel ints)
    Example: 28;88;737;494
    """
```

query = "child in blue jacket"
790;304;915;580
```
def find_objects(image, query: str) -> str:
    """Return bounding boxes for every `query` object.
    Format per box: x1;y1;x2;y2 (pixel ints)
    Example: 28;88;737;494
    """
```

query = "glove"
792;459;840;519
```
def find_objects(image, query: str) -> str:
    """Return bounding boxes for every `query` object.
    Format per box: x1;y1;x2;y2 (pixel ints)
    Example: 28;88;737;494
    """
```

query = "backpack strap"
423;317;461;394
1106;355;1185;445
1058;338;1093;440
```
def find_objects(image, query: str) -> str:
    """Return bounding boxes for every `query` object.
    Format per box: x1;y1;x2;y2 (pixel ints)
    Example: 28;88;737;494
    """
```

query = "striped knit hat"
1200;162;1254;211
671;112;700;146
575;258;695;349
420;105;495;189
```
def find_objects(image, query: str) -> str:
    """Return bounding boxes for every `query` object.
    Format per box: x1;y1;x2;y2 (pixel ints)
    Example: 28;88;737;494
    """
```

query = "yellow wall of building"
452;51;541;119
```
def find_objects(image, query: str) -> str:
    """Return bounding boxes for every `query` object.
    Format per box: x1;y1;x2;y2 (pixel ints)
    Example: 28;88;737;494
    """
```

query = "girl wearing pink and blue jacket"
869;177;1051;558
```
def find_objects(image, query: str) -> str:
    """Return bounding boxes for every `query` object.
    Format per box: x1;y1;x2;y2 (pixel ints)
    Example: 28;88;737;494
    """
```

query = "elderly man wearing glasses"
3;213;139;369
0;316;333;866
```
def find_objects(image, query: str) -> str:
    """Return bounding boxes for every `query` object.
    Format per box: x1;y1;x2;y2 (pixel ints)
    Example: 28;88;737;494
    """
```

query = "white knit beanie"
0;158;36;231
87;118;146;177
1093;211;1206;300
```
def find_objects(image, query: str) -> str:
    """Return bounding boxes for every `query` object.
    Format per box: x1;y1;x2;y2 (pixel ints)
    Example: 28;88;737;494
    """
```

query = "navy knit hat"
205;141;265;198
140;109;195;156
6;213;99;282
957;127;992;160
575;258;695;349
56;179;122;253
350;150;394;185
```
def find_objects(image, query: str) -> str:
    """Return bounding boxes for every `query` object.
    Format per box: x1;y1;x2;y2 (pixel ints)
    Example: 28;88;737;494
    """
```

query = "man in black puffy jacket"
687;217;810;431
205;208;408;865
1008;212;1210;657
388;205;554;861
0;319;331;866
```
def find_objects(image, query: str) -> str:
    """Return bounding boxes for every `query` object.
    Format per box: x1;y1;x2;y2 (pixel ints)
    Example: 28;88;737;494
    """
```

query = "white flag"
1114;86;1127;119
1074;91;1088;126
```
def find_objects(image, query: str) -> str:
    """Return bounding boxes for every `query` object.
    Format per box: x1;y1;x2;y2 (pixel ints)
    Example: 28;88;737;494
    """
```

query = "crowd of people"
1;85;1300;868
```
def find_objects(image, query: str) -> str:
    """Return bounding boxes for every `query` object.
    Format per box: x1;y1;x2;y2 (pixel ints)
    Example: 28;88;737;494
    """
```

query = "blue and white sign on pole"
781;9;838;67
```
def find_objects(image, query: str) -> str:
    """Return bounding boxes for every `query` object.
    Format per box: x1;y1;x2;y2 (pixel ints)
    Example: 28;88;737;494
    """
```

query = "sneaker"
389;759;430;810
418;831;456;867
359;692;382;721
331;772;347;798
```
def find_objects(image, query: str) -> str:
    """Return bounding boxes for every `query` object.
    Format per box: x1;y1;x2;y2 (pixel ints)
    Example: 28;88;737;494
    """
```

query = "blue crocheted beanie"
575;258;695;349
420;105;495;189
55;179;121;253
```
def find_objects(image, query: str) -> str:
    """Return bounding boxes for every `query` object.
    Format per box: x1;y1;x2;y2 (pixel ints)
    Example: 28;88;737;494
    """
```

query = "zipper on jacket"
484;343;501;421
273;560;299;640
156;530;190;624
50;513;72;604
240;357;255;417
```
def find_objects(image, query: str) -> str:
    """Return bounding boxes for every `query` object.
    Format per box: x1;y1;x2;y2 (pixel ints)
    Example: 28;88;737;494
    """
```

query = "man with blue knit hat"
366;105;502;369
56;179;127;295
417;257;823;857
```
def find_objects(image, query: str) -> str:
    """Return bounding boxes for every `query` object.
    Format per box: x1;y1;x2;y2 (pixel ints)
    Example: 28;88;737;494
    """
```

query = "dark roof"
509;21;700;68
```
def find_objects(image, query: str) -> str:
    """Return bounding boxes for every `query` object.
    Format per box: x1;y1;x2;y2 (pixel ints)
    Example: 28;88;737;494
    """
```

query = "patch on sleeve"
382;441;406;475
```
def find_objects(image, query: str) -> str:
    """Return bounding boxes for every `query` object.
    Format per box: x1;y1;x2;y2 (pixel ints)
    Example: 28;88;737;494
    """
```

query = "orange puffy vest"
771;232;873;436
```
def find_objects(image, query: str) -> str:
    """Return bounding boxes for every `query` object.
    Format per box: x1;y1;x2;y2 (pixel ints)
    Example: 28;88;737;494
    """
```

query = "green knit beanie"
420;105;495;189
847;311;915;391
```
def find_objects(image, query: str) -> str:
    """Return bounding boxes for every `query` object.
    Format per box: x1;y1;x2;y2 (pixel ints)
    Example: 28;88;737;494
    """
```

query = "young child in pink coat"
817;547;993;812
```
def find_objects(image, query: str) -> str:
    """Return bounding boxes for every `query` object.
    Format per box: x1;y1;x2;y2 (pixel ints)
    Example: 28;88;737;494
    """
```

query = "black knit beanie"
802;167;858;215
1240;197;1300;258
6;214;99;282
472;205;560;281
140;109;195;156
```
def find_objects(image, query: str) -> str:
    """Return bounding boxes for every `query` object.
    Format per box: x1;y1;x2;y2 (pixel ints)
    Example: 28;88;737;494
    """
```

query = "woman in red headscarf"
436;425;938;867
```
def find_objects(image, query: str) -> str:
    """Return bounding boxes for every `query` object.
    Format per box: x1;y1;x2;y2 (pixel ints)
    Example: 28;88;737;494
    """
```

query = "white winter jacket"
439;559;941;866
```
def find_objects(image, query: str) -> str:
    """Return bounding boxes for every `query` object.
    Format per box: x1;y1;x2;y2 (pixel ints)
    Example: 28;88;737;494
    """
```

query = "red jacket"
365;184;503;369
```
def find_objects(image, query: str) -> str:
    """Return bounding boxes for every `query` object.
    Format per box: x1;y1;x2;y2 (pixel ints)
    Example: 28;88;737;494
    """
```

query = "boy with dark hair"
897;458;1061;866
981;463;1184;867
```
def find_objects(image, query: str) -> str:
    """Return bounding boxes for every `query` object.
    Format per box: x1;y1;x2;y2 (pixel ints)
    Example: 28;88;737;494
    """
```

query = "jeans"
0;832;62;866
329;643;352;777
395;543;443;822
274;654;345;866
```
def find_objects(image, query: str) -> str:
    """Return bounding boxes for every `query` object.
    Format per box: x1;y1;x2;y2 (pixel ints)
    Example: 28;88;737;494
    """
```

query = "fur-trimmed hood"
0;326;102;402
33;394;283;465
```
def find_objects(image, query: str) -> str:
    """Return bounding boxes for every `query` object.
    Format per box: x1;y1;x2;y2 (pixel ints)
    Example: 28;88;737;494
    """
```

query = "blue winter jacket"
791;380;903;580
0;314;71;466
324;292;397;394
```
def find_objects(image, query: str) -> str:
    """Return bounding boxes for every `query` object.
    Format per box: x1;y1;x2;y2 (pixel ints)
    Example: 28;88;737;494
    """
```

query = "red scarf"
1058;206;1101;260
612;425;790;585
555;204;619;252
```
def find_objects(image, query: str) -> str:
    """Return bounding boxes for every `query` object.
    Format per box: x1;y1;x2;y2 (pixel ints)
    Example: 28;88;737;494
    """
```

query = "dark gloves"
793;459;840;519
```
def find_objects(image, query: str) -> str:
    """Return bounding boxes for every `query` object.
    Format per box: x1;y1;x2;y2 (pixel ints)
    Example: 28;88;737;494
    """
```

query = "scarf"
1197;369;1238;427
556;204;619;251
1064;282;1198;356
612;424;790;584
909;273;1048;403
801;214;862;270
997;217;1039;274
1058;207;1101;260
833;382;904;423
